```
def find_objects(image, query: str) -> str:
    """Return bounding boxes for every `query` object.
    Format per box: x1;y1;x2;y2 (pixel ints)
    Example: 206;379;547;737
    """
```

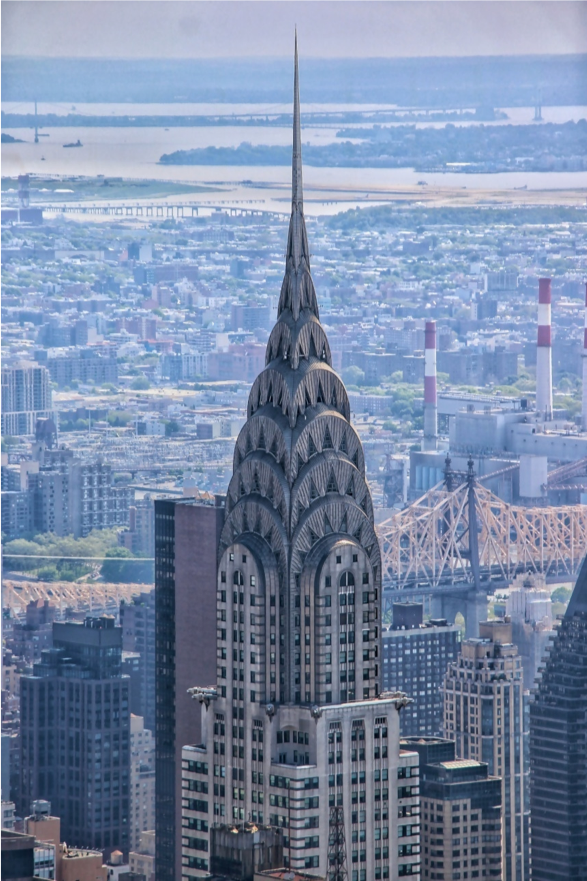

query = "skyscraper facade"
155;496;225;881
529;557;587;881
181;41;421;881
402;737;502;881
1;362;54;437
120;590;156;733
19;616;130;858
442;620;529;881
382;604;460;738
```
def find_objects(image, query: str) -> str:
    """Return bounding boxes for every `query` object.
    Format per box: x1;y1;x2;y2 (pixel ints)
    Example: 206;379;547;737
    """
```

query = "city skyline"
2;8;587;881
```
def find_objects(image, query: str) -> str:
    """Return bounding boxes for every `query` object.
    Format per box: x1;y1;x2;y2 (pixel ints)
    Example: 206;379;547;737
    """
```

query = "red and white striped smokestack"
582;284;587;431
423;320;438;450
536;277;553;421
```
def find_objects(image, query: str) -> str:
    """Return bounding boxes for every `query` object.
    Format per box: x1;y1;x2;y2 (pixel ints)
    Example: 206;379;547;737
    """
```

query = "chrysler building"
181;38;421;881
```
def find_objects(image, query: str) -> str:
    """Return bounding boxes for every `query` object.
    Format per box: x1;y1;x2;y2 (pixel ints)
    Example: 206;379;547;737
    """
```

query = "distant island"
160;121;587;173
0;108;506;129
1;132;24;143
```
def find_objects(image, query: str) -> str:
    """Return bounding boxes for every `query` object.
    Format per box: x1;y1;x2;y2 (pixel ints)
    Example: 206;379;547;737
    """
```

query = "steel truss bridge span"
377;475;587;593
39;202;289;220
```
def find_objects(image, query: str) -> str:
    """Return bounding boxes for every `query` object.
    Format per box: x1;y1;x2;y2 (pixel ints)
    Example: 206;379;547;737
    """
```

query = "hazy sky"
3;1;587;59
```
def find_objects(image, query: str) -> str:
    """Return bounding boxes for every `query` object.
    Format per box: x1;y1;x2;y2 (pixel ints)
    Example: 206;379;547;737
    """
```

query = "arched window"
233;570;244;586
339;571;355;588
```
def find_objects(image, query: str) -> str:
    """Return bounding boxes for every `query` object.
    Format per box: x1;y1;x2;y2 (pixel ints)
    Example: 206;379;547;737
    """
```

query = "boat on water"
63;139;83;148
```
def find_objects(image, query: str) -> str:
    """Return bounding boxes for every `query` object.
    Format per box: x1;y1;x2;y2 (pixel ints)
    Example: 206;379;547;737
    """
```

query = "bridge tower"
431;457;489;637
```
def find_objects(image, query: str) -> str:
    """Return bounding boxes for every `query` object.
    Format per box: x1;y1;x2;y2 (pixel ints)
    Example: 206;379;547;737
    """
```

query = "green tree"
551;586;572;605
342;365;365;386
131;376;150;390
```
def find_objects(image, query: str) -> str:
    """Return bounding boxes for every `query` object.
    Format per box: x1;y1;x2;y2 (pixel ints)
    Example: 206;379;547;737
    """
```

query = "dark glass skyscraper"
530;556;587;880
19;616;130;858
154;496;225;881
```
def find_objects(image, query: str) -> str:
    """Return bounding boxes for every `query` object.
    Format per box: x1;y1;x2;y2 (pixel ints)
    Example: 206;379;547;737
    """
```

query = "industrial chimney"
423;320;438;450
536;278;553;421
582;284;587;431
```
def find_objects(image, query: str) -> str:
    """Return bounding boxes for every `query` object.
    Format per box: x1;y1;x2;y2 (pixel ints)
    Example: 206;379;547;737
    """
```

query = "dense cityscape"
2;6;587;881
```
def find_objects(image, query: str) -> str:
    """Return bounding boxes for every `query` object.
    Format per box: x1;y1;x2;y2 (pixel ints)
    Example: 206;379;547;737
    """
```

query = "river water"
3;103;587;214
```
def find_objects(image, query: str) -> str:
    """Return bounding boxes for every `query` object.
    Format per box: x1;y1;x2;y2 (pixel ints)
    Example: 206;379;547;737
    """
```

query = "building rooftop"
440;759;484;770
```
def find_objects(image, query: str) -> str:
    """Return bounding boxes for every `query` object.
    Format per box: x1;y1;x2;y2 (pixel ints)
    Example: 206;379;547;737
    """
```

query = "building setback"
382;604;460;738
529;555;587;880
180;42;421;881
154;496;225;881
19;616;130;858
402;737;502;881
442;620;529;881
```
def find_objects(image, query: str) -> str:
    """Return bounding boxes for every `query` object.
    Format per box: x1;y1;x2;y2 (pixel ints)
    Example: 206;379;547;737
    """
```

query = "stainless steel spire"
292;30;303;215
279;33;317;319
287;30;309;274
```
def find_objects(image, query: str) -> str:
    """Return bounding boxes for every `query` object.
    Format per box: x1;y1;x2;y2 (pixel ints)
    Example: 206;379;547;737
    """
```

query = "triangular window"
346;477;354;497
352;450;359;467
239;477;246;497
297;453;305;473
339;432;347;454
330;386;337;407
267;478;274;503
323;513;333;534
308;435;317;457
270;436;278;459
309;528;319;546
253;469;261;494
245;433;253;454
326;470;338;494
258;426;266;450
361;495;368;512
323;426;333;449
340;513;348;533
305;386;313;408
353;526;362;541
310;480;319;501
